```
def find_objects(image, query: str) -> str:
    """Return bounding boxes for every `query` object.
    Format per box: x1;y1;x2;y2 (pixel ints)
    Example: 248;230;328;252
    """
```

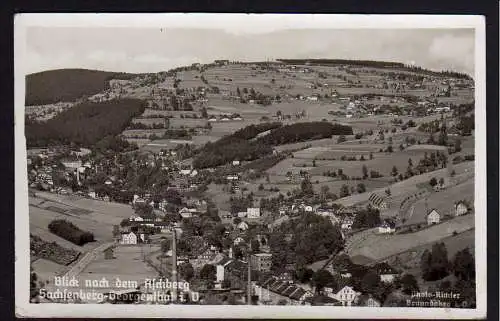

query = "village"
27;59;475;307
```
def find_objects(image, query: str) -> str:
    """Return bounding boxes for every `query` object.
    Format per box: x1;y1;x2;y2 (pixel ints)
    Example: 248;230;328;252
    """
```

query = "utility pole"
247;249;252;305
171;228;178;304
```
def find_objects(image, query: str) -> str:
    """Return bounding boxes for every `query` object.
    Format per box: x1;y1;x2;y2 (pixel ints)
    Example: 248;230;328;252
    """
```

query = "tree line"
48;219;95;246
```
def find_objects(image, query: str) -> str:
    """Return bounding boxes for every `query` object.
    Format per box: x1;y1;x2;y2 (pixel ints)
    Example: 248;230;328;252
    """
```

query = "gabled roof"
427;208;440;216
289;287;306;300
373;262;398;275
216;257;232;267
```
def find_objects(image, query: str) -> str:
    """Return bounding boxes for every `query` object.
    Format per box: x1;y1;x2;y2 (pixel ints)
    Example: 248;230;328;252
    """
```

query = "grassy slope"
25;69;137;106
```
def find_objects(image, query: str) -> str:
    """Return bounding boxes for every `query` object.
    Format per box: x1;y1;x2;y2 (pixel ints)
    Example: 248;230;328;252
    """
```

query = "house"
247;207;261;219
329;285;361;306
214;59;229;66
341;217;354;230
357;294;381;307
374;262;399;283
216;257;233;282
120;232;138;245
255;276;313;305
129;215;144;222
455;201;469;216
426;209;441;225
250;253;272;272
159;200;169;212
232;160;241;166
233;236;245;245
226;175;239;181
303;205;313;212
307;96;318;101
208;117;217;122
276;271;293;283
237;211;247;218
179;207;193;219
378;220;396;234
278;205;289;216
237;221;249;232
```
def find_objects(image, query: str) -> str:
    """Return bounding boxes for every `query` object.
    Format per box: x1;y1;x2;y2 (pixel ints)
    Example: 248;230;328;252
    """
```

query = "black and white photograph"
14;13;487;319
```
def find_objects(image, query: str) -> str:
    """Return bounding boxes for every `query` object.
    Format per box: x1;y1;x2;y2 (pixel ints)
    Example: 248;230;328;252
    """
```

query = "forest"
192;122;282;169
257;122;353;146
193;122;353;169
25;69;138;105
25;98;146;148
48;219;95;246
269;212;344;269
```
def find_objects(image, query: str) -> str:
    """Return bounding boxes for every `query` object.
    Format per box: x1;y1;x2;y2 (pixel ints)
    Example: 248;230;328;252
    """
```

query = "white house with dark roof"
426;209;441;225
455;201;469;216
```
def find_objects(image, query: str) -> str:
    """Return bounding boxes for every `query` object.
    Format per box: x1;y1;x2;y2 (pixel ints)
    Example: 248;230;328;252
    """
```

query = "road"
62;242;115;280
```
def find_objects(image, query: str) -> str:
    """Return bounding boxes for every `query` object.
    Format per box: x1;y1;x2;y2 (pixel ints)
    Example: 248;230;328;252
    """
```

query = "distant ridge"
25;68;139;106
277;59;472;80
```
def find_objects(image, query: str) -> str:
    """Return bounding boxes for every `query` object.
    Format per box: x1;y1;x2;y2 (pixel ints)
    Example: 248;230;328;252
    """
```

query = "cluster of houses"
208;114;243;122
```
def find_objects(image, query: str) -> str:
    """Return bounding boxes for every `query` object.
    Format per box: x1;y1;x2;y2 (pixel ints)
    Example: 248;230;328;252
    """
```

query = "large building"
250;253;272;272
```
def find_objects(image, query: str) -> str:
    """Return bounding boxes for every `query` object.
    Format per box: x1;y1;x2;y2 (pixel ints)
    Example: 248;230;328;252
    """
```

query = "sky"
21;15;476;76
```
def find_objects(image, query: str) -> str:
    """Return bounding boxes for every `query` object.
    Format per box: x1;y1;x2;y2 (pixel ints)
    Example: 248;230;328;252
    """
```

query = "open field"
268;147;434;180
32;258;68;284
384;228;475;274
407;178;474;225
131;118;165;126
124;138;151;147
122;129;166;138
331;161;474;208
346;214;474;262
29;192;135;256
39;245;161;303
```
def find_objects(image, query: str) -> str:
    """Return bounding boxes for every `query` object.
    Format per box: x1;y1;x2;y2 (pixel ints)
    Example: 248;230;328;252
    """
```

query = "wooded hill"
25;69;138;106
192;122;353;169
25;98;146;148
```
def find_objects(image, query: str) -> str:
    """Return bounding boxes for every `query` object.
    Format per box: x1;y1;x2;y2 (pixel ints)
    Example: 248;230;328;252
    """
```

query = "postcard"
15;13;486;319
